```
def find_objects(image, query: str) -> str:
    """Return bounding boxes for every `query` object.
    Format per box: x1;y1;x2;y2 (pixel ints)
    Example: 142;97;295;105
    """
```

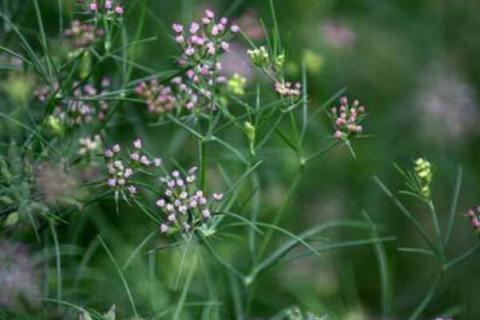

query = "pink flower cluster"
78;0;124;15
135;9;239;115
104;139;162;196
173;9;239;66
466;207;480;232
331;96;366;139
64;20;104;48
274;81;302;98
157;167;223;234
135;72;222;113
34;83;60;102
59;78;112;126
35;79;112;127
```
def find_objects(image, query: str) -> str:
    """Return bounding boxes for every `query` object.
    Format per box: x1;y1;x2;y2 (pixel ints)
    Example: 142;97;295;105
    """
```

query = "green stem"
256;168;304;260
199;139;207;190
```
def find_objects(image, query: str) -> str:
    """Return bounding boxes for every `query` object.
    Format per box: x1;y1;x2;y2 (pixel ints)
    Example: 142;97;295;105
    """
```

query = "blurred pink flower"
220;42;253;80
322;21;356;49
0;241;40;309
235;9;265;40
415;63;478;141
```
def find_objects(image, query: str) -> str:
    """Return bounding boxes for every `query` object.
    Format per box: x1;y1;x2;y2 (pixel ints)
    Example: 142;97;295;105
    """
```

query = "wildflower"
465;207;480;233
330;96;366;140
414;158;433;199
157;167;223;234
247;46;269;67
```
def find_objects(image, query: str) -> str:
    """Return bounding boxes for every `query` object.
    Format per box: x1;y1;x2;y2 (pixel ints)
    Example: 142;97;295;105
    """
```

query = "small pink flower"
89;2;98;11
154;158;162;167
202;209;211;218
124;168;133;178
205;9;215;19
211;25;219;36
130;152;140;161
133;139;142;149
105;0;112;9
114;6;124;15
190;22;200;34
112;144;121;153
231;25;240;33
104;149;114;158
221;41;230;51
127;185;137;195
172;23;184;33
185;47;195;56
175;35;184;43
107;178;116;187
160;224;169;233
213;193;223;201
156;199;166;207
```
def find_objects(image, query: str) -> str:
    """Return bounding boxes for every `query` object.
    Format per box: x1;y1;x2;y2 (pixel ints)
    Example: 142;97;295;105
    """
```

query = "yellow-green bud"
274;53;285;70
244;121;256;156
47;115;64;136
227;73;247;96
414;158;433;199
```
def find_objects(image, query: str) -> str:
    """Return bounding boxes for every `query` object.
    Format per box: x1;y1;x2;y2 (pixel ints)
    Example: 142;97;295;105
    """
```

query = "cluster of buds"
227;73;247;96
64;20;104;48
79;135;102;156
247;46;269;67
104;139;162;196
331;96;366;140
157;167;224;234
414;158;433;199
78;0;124;16
274;81;302;98
465;207;480;233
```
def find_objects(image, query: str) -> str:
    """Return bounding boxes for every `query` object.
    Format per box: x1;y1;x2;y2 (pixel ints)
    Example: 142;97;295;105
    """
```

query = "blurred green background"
2;0;480;319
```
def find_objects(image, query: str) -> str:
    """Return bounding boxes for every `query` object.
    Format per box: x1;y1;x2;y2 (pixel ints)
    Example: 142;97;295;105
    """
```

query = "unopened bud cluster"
247;46;301;99
104;139;162;196
158;167;223;235
331;96;366;140
414;158;433;199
